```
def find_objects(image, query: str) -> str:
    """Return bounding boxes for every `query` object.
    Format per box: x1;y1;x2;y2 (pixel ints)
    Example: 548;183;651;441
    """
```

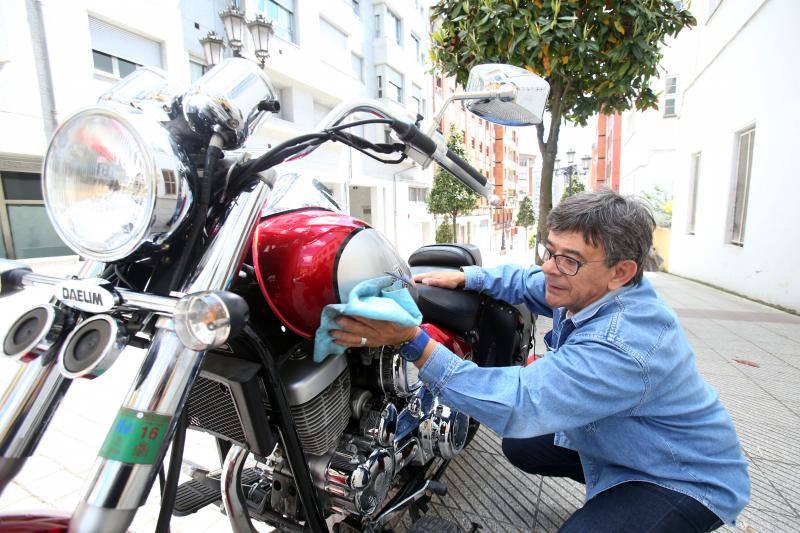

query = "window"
663;75;678;118
258;0;295;43
351;53;364;81
0;170;71;259
92;49;139;78
189;59;206;83
408;187;428;203
687;152;701;234
411;84;424;115
351;0;360;16
387;10;402;46
374;13;382;38
320;17;348;60
379;67;403;103
729;127;755;245
89;17;161;78
411;34;421;63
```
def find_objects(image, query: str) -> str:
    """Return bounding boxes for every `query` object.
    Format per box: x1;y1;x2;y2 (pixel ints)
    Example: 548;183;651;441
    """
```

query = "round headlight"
43;106;192;261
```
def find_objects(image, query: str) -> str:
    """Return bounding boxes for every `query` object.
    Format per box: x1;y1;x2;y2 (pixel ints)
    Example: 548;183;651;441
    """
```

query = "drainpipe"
27;0;58;139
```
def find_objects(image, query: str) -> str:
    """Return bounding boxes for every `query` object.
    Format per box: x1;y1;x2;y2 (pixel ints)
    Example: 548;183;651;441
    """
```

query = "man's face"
542;230;618;314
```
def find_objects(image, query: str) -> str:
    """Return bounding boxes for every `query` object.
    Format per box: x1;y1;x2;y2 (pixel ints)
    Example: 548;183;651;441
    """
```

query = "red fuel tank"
252;208;412;339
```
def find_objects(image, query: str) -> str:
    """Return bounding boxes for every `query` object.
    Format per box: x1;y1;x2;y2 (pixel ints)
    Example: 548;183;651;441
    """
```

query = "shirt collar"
566;284;633;325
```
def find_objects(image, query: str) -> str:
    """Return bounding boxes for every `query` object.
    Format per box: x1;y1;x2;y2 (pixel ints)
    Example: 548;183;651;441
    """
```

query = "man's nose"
542;256;560;276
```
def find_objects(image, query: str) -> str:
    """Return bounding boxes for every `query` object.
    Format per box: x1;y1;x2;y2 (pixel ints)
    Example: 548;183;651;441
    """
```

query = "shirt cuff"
419;342;460;396
462;265;485;292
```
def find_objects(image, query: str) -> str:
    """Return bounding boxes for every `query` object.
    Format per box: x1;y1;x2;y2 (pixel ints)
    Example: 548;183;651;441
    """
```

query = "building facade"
619;0;799;311
432;73;524;253
590;113;622;193
0;0;437;262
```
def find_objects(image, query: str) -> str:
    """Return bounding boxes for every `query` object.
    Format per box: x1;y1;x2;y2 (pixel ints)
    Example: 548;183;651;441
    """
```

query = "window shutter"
89;17;162;68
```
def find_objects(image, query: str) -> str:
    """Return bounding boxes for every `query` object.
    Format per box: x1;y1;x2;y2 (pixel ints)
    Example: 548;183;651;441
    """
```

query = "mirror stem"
427;88;517;136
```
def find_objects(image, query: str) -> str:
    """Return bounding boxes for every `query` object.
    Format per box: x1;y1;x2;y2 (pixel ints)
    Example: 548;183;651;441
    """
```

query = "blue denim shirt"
419;264;750;525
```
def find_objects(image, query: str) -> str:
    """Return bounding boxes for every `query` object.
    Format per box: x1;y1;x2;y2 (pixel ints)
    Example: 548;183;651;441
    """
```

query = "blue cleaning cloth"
314;275;422;363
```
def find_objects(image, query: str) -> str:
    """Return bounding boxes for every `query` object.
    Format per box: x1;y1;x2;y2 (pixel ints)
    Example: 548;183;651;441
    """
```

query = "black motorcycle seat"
408;244;482;268
414;283;481;334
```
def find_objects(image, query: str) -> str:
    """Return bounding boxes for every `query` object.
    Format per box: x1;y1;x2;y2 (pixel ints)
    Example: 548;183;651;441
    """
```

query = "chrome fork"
0;259;104;496
69;182;269;533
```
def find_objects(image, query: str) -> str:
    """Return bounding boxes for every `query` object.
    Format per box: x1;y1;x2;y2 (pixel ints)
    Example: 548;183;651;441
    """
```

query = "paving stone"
733;507;800;533
750;460;800;516
535;476;583;527
695;359;742;376
737;422;800;465
0;482;34;510
14;468;84;507
714;379;773;400
743;460;797;516
723;395;800;429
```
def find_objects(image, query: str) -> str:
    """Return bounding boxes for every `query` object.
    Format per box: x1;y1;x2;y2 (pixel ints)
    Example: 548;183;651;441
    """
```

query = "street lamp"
247;14;274;67
554;152;591;198
200;4;273;68
199;31;225;67
219;6;247;55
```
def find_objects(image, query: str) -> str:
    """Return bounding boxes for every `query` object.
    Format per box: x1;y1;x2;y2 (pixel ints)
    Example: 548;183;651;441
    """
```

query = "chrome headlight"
43;105;193;261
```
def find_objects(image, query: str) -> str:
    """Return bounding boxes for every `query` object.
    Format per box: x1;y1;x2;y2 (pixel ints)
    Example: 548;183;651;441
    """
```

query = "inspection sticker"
99;407;172;464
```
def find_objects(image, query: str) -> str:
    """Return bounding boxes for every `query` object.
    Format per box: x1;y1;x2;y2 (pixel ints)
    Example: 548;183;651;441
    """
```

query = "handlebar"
391;121;489;197
0;262;178;314
311;99;490;197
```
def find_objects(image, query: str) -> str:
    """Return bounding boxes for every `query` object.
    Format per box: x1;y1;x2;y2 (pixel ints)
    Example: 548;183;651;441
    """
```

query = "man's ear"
608;259;638;290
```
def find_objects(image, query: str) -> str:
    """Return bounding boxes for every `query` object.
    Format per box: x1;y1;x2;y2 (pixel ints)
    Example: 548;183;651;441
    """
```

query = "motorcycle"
0;58;548;532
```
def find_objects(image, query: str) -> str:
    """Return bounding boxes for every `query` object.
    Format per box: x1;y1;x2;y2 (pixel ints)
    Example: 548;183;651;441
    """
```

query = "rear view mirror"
465;64;550;126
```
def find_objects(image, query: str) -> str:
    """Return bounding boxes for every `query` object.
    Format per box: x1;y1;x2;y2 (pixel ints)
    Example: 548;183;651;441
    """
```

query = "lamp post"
555;149;591;199
200;4;273;68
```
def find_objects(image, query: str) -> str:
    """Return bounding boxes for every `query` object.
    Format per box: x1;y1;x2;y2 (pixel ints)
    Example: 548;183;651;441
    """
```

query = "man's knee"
501;437;535;472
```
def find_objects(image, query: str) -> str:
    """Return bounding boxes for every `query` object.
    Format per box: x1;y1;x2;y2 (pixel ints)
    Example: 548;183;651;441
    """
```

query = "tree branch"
536;122;546;155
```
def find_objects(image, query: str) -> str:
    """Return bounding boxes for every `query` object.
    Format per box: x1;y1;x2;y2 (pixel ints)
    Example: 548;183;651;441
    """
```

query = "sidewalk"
1;265;798;531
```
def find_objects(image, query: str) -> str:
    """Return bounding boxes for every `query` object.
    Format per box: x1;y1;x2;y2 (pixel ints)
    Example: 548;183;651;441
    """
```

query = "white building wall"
0;0;437;261
669;0;800;311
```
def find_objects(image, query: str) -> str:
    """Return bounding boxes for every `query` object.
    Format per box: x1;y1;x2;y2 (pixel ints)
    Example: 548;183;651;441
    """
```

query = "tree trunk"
534;78;565;265
452;211;458;244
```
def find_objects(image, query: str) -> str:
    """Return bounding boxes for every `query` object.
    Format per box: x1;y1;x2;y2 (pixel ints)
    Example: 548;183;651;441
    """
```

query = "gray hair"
547;191;655;285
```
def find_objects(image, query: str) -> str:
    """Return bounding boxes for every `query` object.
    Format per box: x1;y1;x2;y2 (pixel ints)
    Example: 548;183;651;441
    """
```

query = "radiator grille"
266;369;351;456
186;377;246;445
188;368;351;457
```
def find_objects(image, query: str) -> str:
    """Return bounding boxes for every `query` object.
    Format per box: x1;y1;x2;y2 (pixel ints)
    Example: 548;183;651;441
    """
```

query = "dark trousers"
501;434;724;533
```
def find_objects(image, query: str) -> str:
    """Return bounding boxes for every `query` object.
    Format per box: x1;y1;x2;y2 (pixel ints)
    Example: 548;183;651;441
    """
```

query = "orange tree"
429;0;695;261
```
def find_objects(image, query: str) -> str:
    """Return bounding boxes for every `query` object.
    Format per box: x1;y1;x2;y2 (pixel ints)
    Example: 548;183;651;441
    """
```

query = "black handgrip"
391;121;437;157
446;149;488;187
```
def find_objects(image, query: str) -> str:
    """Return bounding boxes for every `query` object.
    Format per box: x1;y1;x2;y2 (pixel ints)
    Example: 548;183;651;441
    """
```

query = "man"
331;192;749;532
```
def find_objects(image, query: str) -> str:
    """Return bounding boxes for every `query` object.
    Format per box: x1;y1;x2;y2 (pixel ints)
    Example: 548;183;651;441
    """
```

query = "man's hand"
412;270;466;289
331;316;418;348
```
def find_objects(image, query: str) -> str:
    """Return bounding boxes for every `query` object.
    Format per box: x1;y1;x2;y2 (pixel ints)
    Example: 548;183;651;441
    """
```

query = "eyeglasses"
541;247;605;276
